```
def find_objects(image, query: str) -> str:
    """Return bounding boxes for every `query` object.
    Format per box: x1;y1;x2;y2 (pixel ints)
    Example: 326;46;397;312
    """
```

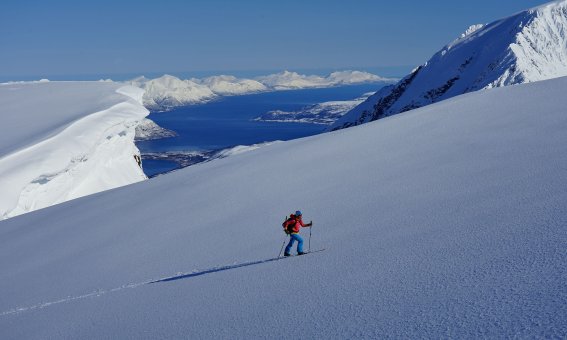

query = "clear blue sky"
0;0;550;80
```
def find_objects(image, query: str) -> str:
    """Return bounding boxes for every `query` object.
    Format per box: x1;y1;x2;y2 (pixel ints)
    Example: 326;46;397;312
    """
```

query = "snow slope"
0;76;565;338
0;81;148;220
332;0;567;130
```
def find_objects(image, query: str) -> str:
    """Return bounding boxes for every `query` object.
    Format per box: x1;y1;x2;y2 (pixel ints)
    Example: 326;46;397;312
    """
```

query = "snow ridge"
0;82;149;220
331;0;567;130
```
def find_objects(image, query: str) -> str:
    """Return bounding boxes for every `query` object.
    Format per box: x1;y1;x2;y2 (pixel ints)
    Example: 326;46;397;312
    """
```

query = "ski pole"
309;221;313;252
278;237;287;258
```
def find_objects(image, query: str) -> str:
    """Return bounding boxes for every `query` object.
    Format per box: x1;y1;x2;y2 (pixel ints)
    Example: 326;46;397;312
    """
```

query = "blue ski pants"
285;233;304;254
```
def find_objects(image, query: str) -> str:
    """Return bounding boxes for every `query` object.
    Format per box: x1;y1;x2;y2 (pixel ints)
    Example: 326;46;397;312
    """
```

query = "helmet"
295;210;302;216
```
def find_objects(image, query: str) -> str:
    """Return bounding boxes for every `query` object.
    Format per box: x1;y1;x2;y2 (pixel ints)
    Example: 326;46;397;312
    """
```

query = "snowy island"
254;92;375;125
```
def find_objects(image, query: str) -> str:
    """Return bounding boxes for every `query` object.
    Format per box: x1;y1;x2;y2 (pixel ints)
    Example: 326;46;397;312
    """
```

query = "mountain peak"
331;0;567;130
529;0;567;12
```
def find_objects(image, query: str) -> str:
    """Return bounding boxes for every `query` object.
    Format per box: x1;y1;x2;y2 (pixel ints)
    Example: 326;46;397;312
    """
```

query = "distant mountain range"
128;70;395;111
331;0;567;130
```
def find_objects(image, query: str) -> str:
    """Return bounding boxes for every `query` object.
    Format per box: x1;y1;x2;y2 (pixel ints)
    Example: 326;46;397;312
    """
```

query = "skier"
283;211;312;256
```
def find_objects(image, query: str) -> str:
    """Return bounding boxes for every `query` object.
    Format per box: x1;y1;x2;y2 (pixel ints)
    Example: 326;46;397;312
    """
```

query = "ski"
281;248;326;258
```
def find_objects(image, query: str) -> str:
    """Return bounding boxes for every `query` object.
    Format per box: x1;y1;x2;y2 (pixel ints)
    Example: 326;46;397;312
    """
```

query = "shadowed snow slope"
0;77;566;338
0;82;149;219
332;0;567;130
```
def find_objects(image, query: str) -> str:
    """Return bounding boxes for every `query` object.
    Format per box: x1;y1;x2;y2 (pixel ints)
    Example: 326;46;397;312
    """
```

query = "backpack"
282;215;296;234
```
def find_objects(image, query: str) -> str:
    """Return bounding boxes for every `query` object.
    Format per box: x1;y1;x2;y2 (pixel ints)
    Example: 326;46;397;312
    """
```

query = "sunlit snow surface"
0;77;565;338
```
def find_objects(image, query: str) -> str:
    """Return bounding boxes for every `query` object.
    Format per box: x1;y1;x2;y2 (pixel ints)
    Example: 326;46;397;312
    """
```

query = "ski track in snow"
0;251;325;317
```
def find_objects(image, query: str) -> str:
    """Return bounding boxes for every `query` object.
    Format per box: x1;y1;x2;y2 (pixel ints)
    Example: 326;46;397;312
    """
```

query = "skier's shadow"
150;256;283;284
150;249;324;284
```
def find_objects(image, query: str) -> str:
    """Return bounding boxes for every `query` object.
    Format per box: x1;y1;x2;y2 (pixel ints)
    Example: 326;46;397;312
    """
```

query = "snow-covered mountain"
130;70;393;111
331;0;567;130
256;70;391;90
198;75;268;95
129;75;217;111
1;76;565;338
0;81;148;220
327;70;392;85
134;118;177;141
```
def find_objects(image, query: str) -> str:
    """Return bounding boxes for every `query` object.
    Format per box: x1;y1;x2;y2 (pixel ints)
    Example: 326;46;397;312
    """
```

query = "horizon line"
0;65;414;83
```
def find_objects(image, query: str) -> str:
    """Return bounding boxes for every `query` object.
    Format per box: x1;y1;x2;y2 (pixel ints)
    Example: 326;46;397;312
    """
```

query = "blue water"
141;159;179;178
136;83;384;174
